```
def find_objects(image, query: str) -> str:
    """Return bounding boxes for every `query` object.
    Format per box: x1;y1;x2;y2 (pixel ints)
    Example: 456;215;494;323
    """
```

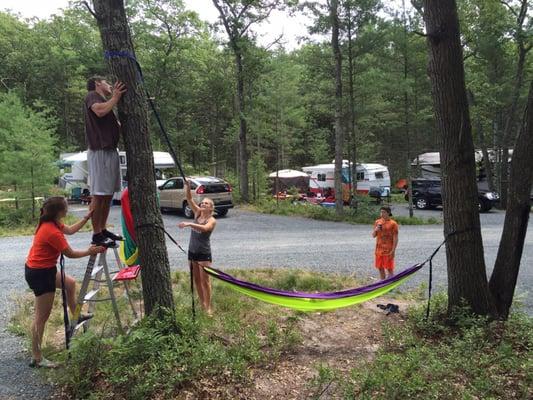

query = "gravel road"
0;205;531;398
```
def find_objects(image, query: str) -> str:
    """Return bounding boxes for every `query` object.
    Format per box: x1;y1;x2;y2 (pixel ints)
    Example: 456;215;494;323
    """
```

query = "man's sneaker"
29;357;58;369
102;229;124;241
77;313;94;325
91;233;116;247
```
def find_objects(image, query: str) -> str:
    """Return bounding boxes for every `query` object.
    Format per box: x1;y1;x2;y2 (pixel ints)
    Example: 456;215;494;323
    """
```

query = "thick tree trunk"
498;0;531;209
234;50;249;202
346;7;358;200
489;80;533;319
499;45;528;208
423;0;496;316
331;0;344;215
92;0;175;316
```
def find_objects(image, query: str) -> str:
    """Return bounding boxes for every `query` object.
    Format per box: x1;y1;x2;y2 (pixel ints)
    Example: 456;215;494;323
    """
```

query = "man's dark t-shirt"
84;91;120;150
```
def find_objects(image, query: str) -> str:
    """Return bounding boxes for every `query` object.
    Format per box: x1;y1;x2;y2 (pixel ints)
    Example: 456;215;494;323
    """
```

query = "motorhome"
302;160;391;196
59;151;175;202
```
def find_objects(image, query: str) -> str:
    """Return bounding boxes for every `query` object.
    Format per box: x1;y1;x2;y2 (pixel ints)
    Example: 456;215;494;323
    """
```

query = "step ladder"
68;244;139;341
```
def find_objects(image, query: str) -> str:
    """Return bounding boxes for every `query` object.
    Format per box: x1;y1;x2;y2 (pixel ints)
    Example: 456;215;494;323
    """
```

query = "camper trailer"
59;151;175;202
302;160;391;196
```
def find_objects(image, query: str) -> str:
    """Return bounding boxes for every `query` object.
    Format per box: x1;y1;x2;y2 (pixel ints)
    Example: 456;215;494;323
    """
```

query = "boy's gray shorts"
87;149;121;196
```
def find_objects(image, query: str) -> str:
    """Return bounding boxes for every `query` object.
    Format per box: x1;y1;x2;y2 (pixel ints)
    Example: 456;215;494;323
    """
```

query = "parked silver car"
158;176;233;218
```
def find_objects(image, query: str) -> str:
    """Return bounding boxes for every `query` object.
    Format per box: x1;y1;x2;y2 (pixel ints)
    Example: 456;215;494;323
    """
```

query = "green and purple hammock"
120;190;425;311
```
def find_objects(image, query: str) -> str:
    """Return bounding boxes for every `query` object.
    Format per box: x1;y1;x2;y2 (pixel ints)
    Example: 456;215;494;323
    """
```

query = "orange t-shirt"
374;218;399;256
26;222;69;269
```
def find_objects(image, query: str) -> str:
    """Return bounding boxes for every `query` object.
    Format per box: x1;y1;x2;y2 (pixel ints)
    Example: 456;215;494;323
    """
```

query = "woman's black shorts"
188;252;212;262
25;265;57;297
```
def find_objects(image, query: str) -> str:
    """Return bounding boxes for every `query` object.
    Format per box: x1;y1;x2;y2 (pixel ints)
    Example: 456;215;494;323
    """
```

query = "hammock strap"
424;227;476;320
135;222;187;254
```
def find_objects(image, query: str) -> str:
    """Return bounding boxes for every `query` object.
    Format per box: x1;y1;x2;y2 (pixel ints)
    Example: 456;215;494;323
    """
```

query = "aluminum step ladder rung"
68;245;138;339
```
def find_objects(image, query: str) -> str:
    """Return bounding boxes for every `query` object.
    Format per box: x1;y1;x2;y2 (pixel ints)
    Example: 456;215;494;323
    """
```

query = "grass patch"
10;268;364;399
307;294;532;399
249;198;440;225
10;270;530;399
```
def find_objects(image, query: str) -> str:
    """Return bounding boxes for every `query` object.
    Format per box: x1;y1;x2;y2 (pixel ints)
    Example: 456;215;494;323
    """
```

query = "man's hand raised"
112;81;127;101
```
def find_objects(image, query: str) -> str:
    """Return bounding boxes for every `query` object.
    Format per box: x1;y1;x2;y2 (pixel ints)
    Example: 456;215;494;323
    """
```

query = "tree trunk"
423;0;496;316
498;0;531;209
92;0;175;317
499;45;528;208
235;50;249;202
346;5;358;202
489;80;533;319
331;0;344;216
30;164;35;220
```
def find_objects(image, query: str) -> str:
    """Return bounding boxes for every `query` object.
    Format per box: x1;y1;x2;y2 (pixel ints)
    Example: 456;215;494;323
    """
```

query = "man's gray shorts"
88;149;121;196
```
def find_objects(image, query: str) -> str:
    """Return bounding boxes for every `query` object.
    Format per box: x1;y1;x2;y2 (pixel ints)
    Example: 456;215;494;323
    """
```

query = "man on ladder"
83;76;126;246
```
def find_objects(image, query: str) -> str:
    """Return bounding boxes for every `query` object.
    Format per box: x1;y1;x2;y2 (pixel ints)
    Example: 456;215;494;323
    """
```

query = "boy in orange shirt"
372;206;399;280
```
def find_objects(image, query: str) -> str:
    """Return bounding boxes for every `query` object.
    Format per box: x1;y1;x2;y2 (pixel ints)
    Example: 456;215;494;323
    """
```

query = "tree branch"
82;1;100;20
500;0;519;18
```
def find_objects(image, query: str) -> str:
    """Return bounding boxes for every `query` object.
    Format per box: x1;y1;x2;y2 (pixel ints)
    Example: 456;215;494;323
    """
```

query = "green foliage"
251;197;439;225
339;296;532;399
0;92;58;225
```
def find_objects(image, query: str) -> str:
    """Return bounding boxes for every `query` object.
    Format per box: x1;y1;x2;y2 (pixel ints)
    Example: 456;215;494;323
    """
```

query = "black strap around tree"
60;254;71;352
423;227;476;320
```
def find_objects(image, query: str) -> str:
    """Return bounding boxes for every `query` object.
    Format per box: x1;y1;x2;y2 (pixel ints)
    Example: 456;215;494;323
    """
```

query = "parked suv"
406;179;499;212
158;176;233;218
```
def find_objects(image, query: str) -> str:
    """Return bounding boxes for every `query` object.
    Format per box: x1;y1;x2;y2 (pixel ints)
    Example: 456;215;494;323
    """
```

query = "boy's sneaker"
91;233;115;247
102;229;124;241
29;357;58;369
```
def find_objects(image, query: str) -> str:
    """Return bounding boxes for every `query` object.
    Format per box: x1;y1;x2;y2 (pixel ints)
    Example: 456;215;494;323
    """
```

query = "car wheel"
479;200;491;213
217;209;228;217
183;202;194;219
415;197;429;210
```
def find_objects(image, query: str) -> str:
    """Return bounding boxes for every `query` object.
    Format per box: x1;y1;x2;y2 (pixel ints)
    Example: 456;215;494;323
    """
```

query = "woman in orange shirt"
25;197;105;368
372;206;399;280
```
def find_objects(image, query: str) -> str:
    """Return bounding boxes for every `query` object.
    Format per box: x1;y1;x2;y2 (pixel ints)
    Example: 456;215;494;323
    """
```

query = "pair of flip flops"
377;303;400;315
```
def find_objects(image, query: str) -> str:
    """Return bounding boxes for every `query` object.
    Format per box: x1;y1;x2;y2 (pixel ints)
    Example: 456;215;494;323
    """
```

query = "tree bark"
345;3;358;202
498;0;531;209
331;0;344;215
489;80;533;319
235;50;249;202
92;0;175;317
423;0;496;316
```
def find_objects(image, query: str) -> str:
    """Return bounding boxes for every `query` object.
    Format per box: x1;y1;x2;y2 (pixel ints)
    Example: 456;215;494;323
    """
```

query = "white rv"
302;160;391;194
59;151;175;202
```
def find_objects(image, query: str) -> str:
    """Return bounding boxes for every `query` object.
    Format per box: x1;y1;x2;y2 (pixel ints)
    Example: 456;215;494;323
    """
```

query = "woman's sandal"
29;357;58;369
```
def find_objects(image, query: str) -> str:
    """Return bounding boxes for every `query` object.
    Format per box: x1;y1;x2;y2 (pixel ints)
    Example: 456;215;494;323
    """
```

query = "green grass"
10;268;364;400
249;198;440;225
10;270;530;400
307;294;533;400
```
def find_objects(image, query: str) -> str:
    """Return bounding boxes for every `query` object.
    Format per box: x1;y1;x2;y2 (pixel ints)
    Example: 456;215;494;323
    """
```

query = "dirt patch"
183;298;413;400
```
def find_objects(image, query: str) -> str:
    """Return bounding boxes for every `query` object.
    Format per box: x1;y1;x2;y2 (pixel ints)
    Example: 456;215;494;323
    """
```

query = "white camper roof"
302;163;388;172
61;151;175;168
413;151;486;166
268;169;309;178
153;151;175;168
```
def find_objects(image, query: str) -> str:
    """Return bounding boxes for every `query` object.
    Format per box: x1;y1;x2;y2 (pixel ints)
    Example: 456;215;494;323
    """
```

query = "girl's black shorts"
25;265;57;296
188;252;212;262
